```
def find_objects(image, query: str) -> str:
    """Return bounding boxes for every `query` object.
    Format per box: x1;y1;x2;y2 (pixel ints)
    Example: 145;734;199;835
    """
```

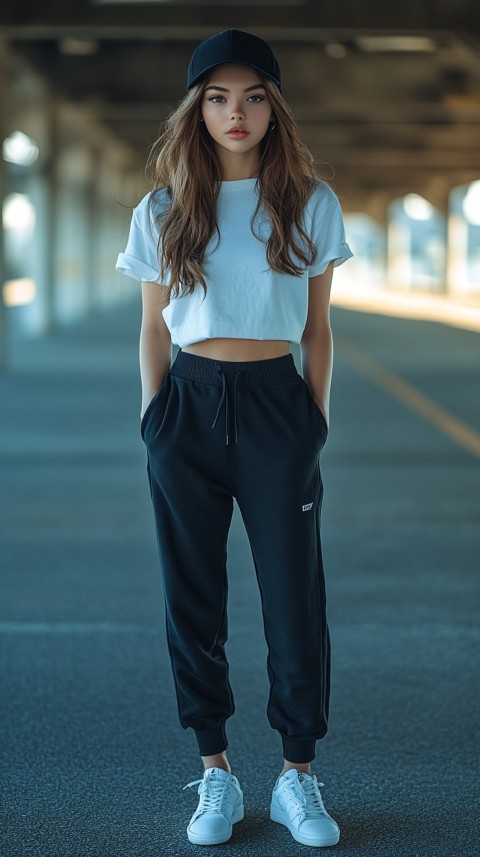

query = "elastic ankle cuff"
194;724;228;757
282;737;317;764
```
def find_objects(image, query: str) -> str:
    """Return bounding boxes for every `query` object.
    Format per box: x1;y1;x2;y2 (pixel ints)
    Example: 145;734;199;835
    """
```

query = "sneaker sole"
187;804;244;845
270;804;340;847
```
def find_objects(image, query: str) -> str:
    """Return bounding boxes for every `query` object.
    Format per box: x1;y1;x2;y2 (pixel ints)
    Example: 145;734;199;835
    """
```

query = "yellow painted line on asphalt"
337;340;480;460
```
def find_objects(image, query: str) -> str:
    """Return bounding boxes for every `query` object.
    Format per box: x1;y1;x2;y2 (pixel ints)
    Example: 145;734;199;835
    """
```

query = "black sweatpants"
141;348;331;764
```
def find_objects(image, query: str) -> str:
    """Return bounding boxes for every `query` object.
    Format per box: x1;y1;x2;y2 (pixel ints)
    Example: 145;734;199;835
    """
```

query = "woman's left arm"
300;261;335;429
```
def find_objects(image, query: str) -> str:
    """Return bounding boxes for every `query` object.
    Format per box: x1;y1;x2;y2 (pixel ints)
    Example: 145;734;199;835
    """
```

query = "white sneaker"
270;769;340;847
182;766;244;845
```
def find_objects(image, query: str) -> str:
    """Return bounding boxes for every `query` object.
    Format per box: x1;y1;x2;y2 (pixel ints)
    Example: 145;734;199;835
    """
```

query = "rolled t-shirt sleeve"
115;194;165;283
307;185;354;278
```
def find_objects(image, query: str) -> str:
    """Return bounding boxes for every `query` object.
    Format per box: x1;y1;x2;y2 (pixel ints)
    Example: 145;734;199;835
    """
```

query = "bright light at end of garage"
3;193;36;235
403;194;434;221
2;130;39;166
3;278;36;307
462;181;480;226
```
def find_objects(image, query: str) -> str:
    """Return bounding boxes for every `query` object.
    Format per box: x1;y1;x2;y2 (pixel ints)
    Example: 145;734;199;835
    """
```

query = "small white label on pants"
302;502;313;511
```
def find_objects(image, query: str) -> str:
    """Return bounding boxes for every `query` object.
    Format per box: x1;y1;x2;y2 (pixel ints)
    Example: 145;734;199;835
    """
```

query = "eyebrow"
204;84;266;93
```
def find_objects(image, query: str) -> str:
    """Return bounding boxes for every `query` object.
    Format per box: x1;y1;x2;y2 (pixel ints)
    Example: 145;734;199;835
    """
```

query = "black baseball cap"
187;28;282;92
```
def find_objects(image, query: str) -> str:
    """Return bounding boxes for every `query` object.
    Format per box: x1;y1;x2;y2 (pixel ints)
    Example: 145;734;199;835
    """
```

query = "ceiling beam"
1;0;479;34
0;20;467;41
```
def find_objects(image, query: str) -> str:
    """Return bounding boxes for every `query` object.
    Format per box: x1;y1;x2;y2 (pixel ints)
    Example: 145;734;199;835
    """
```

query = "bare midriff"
181;338;290;362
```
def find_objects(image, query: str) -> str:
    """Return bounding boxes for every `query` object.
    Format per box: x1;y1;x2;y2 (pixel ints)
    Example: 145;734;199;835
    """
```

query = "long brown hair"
145;73;333;299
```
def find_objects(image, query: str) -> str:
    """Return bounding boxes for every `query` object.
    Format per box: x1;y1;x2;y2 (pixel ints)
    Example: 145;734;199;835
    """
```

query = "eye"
207;94;265;103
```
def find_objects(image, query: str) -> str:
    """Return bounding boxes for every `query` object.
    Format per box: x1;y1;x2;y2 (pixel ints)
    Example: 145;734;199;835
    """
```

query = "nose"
229;98;245;119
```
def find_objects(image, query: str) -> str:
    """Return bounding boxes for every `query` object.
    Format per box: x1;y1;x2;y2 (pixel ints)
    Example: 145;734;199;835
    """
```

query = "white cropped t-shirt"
115;178;353;348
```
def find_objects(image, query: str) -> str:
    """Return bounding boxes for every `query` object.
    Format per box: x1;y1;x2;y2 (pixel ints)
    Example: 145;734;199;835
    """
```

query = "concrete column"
0;39;13;372
85;146;100;314
386;218;411;290
447;212;470;296
42;94;60;334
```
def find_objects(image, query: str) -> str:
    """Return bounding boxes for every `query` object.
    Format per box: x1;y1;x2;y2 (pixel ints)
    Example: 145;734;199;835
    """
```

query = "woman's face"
200;63;273;166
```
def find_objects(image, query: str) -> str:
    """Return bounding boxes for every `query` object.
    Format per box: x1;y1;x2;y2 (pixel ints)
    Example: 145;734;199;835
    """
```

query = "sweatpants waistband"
171;349;299;386
170;350;300;446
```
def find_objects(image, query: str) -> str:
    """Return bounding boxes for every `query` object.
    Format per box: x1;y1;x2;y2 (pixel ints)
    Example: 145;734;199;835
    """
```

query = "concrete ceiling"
1;1;480;217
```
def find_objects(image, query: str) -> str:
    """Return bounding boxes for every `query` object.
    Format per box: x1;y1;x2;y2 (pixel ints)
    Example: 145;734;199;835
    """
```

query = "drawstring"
211;365;244;445
211;367;227;440
233;369;243;444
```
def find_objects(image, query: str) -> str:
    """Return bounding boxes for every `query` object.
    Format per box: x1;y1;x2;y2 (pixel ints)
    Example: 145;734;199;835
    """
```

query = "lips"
227;127;248;134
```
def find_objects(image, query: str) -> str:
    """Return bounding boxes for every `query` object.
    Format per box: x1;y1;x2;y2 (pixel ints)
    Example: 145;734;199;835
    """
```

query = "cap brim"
188;61;281;90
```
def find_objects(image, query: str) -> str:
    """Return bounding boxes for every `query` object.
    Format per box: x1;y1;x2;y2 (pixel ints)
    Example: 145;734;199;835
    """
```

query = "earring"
269;120;277;130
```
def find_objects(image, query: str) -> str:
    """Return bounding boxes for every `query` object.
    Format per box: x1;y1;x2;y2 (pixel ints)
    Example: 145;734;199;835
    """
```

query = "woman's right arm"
139;281;172;420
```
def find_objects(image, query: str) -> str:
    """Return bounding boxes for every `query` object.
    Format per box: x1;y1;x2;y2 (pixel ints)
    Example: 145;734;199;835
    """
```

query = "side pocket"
140;371;171;442
299;376;329;436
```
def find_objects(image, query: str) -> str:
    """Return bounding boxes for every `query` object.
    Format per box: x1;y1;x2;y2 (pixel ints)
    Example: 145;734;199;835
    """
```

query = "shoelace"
284;774;328;822
182;774;230;815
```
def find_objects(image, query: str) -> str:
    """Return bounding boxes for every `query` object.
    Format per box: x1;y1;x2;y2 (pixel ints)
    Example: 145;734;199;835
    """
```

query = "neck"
215;147;262;182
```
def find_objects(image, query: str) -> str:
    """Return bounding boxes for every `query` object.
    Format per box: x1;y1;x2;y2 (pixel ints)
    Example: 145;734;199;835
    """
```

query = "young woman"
116;28;353;849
